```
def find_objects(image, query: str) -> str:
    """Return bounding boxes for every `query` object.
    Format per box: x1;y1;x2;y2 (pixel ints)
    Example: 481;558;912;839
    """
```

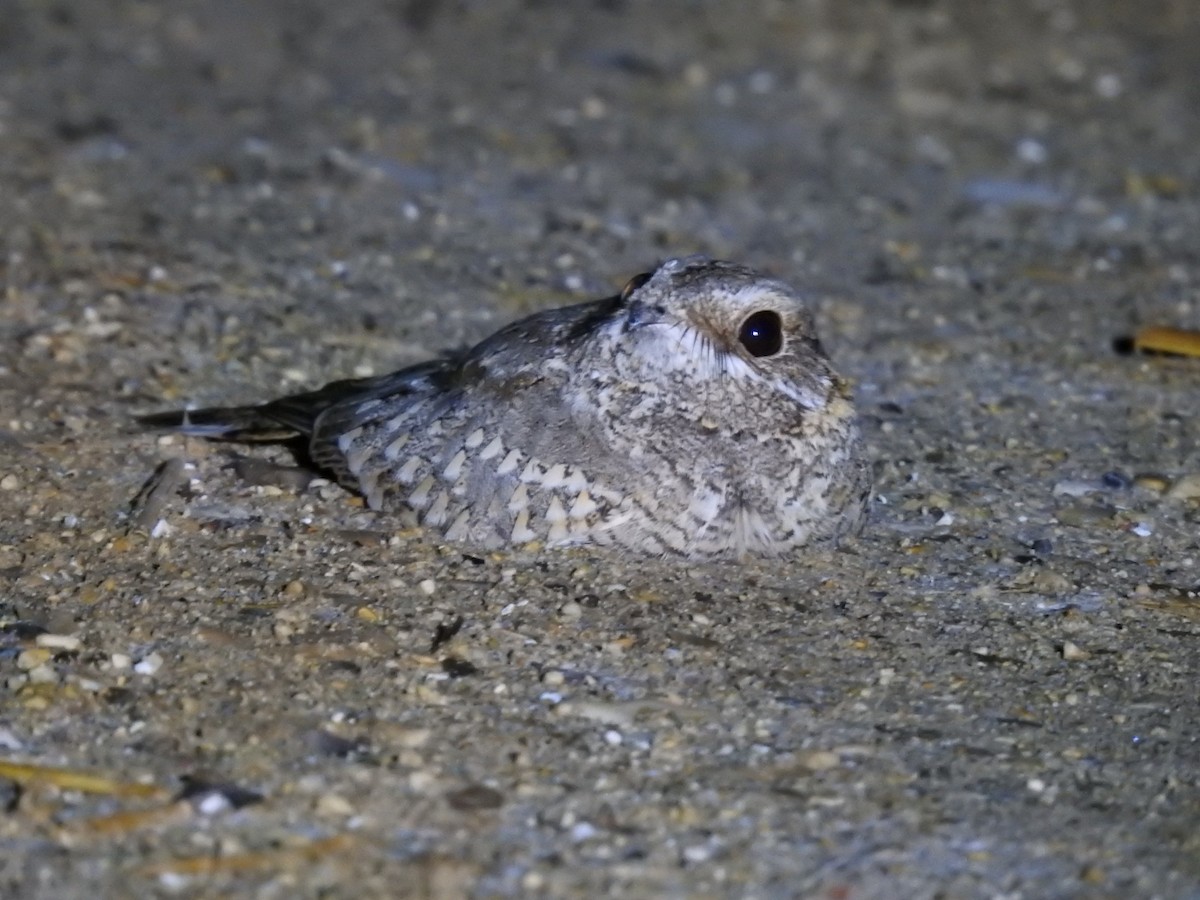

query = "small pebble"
0;474;19;490
445;783;504;811
197;793;233;816
134;652;164;675
522;872;546;892
157;873;190;892
1055;504;1114;527
1133;474;1169;493
570;822;598;842
315;793;357;817
1094;72;1122;98
1053;479;1098;497
799;750;841;771
682;844;714;863
1166;473;1200;501
1062;641;1089;661
1015;137;1048;165
35;633;81;651
16;648;52;671
418;579;437;596
1101;471;1131;490
27;664;59;684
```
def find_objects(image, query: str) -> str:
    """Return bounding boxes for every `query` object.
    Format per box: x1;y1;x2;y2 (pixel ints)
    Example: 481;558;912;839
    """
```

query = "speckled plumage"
141;256;870;557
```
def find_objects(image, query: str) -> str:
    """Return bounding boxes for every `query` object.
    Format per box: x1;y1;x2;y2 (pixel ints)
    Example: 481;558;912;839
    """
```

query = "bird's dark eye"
738;310;784;357
620;272;653;301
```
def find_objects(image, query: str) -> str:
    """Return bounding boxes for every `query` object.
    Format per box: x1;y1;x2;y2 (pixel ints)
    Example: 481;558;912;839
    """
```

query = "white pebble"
158;872;192;891
570;822;598;842
1094;72;1122;98
1062;641;1089;661
27;664;58;684
683;844;714;863
197;792;233;816
1016;137;1048;164
418;578;437;595
134;652;164;675
36;633;81;651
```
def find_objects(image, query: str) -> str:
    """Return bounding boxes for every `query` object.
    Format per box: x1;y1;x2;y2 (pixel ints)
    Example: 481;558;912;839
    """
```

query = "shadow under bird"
140;256;870;557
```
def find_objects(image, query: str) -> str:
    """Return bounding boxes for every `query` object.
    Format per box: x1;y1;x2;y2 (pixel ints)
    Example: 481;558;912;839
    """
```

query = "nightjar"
140;256;870;557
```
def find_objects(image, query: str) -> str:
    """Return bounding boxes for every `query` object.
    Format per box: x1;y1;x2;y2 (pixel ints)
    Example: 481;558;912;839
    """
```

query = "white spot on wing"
497;449;523;475
540;463;567;488
547;518;569;544
444;509;471;542
511;509;536;543
346;444;375;476
569;490;598;519
408;474;436;509
383;434;409;460
540;464;587;492
396;456;422;483
337;428;363;454
424;491;450;527
479;436;504;460
545;495;567;525
442;449;467;481
507;483;529;514
520;459;545;484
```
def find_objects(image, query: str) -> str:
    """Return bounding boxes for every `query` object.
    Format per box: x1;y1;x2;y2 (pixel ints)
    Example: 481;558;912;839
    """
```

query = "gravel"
1;1;1198;897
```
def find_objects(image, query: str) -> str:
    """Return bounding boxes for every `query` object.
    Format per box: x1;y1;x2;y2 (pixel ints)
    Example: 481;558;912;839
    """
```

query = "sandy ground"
1;1;1198;897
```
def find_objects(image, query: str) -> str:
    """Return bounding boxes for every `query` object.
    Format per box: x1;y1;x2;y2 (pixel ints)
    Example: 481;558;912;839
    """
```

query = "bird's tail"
136;402;314;442
136;365;446;444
